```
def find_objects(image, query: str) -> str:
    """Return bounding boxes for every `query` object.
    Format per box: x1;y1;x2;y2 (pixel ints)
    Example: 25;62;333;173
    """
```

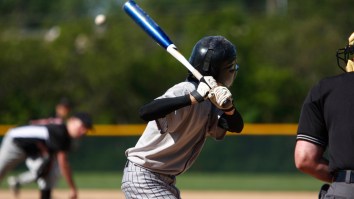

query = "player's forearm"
57;153;77;190
139;95;191;121
36;142;49;157
219;109;243;133
315;158;332;182
298;158;332;182
294;141;332;182
61;164;76;189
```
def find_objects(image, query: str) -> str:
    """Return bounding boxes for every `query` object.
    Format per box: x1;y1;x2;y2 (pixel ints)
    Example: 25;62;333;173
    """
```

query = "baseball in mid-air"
95;14;106;25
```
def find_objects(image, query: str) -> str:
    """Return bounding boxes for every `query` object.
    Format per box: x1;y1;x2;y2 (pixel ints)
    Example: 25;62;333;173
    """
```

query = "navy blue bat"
123;0;203;80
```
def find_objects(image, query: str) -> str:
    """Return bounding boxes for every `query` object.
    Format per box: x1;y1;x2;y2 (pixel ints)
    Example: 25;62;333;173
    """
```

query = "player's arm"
206;85;243;133
139;77;217;121
139;95;192;121
57;151;78;199
295;83;332;182
36;141;49;157
294;140;332;182
218;109;243;133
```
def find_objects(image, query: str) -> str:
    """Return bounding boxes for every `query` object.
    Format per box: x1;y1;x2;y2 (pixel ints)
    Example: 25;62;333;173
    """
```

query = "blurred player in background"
7;97;73;198
30;97;72;125
295;32;354;198
121;36;244;199
0;112;92;199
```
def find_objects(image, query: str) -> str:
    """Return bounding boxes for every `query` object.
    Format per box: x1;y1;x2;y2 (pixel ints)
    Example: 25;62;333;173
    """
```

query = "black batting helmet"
188;36;238;87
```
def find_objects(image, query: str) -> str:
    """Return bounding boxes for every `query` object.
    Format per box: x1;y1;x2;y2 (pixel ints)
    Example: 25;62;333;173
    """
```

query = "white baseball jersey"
126;81;227;176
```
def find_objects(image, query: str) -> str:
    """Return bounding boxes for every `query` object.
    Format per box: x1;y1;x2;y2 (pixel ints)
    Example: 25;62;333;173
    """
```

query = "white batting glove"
191;81;211;102
208;86;234;111
201;76;218;89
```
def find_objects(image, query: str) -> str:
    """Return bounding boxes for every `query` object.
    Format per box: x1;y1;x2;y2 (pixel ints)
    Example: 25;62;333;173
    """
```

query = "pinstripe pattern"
121;161;180;199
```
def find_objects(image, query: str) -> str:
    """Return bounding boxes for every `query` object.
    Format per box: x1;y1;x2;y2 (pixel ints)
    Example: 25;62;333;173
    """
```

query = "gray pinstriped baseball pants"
121;161;181;199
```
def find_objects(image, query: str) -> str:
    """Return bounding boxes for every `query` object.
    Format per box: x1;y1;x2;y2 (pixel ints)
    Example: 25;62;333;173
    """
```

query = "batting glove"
201;76;218;89
191;81;211;102
208;86;234;111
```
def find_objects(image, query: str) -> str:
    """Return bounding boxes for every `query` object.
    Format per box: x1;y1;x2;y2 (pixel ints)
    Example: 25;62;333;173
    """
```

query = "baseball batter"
295;32;354;198
121;36;244;199
0;112;93;199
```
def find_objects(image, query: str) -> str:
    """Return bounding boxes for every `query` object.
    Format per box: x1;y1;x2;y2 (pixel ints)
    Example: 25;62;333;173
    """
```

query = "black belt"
124;161;139;168
125;161;130;168
333;170;354;183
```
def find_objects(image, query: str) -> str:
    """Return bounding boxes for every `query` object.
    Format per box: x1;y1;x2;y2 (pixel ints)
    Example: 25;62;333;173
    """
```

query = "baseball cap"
72;112;93;129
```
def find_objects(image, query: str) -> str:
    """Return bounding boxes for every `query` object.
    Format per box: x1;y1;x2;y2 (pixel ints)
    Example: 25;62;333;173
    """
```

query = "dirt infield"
0;189;317;199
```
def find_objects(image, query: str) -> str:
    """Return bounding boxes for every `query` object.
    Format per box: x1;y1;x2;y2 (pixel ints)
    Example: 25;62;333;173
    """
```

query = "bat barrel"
123;0;173;49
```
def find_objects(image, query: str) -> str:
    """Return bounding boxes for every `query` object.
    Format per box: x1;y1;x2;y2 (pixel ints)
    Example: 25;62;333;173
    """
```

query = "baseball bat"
122;0;203;81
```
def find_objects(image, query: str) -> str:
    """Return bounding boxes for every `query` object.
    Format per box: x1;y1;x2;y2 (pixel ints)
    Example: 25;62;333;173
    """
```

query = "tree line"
0;0;352;124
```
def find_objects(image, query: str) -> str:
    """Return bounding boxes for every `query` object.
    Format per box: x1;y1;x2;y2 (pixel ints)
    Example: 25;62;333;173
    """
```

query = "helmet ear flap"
202;49;213;74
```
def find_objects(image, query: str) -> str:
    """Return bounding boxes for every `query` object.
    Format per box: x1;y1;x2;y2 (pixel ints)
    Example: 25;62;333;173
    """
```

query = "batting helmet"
336;32;354;72
188;36;238;87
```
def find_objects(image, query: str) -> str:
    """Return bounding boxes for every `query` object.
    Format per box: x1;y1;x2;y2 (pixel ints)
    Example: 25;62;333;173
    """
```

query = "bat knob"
221;98;234;111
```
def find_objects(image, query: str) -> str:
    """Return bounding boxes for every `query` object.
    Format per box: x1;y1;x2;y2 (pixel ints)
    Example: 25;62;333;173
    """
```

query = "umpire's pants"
321;170;354;199
321;182;354;199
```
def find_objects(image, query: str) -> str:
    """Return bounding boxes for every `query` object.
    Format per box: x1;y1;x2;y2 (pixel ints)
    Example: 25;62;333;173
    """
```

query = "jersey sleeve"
297;84;328;147
139;95;191;121
155;82;195;133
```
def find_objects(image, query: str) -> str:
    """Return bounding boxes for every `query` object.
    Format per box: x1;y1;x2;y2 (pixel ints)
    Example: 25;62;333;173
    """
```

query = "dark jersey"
297;72;354;172
9;124;71;156
46;124;71;152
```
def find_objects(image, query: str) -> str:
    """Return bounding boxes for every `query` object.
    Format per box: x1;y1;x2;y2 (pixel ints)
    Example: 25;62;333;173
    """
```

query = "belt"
125;161;130;168
124;161;140;168
124;161;176;179
333;170;354;183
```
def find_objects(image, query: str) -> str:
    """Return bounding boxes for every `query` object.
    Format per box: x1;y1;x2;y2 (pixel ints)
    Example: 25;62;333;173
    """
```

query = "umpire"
295;32;354;198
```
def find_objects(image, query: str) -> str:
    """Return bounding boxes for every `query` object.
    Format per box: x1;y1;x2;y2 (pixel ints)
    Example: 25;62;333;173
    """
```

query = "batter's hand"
201;76;218;89
69;189;78;199
191;81;211;102
208;86;234;111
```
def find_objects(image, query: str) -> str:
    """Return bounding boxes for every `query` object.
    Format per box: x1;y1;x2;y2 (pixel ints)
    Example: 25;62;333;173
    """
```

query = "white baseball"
95;14;106;25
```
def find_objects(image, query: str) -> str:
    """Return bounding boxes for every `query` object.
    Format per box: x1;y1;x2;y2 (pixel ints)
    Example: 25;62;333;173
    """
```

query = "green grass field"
0;172;322;191
176;173;322;191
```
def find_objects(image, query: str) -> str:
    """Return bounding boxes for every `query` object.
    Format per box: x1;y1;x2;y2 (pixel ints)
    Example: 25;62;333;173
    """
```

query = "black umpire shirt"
297;72;354;173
